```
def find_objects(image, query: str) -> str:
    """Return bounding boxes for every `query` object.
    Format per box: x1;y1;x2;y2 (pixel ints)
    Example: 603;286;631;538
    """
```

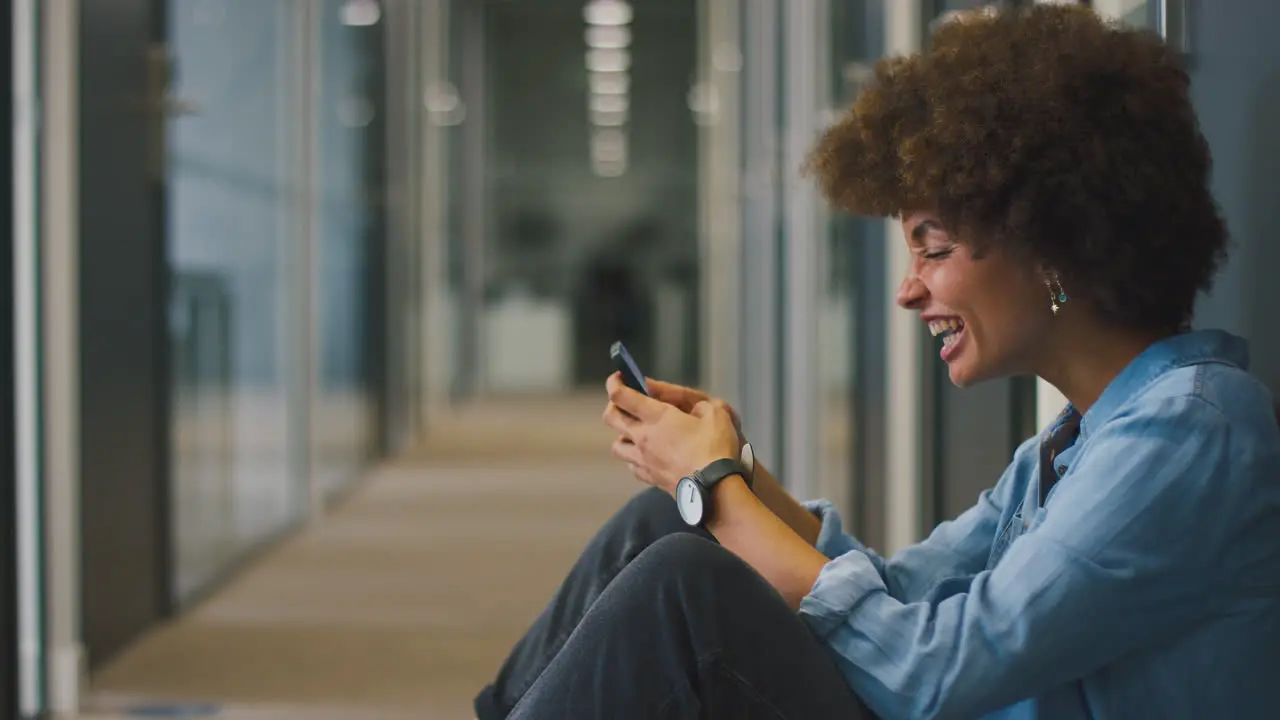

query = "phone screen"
609;341;649;395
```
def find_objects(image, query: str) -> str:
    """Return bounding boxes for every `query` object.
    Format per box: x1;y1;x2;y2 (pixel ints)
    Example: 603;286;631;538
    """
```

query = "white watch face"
676;477;704;525
740;442;754;477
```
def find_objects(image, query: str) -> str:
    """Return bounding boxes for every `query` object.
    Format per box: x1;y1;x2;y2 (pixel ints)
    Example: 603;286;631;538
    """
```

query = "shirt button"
1057;465;1068;474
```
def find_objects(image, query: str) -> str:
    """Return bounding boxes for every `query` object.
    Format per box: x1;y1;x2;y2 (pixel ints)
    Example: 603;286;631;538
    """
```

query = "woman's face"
896;212;1052;387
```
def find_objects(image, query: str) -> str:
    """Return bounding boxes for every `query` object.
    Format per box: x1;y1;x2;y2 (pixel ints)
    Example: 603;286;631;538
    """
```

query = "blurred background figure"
3;0;1279;718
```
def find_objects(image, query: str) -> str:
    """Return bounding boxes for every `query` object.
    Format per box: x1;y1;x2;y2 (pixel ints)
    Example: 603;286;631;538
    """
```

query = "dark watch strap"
697;458;747;491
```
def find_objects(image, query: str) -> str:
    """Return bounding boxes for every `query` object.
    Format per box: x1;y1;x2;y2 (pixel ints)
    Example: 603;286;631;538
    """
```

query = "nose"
896;272;928;310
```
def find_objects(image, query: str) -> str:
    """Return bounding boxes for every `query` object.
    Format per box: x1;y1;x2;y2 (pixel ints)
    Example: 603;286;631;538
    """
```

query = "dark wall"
1187;0;1280;394
78;0;168;667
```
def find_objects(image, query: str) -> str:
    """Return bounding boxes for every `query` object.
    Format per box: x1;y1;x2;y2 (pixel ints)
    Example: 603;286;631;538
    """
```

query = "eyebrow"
910;219;941;243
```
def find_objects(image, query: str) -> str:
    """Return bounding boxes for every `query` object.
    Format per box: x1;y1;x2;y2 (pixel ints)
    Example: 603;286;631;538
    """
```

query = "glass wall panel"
12;0;44;711
1093;0;1152;27
818;0;886;527
166;0;306;602
312;0;383;499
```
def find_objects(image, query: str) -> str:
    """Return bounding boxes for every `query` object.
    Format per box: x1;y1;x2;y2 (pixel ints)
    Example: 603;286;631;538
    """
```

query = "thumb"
690;400;713;418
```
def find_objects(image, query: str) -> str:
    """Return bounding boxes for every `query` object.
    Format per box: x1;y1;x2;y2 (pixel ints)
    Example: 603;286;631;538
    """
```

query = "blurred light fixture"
589;71;629;95
593;128;627;145
591;128;627;162
424;81;466;126
585;25;631;49
712;42;743;72
341;0;381;26
589;94;628;114
585;48;630;73
687;81;720;126
583;0;633;26
589;108;628;127
592;160;627;178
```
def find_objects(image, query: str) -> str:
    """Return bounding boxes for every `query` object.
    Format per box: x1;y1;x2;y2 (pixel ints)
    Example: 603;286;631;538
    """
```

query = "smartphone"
609;341;649;396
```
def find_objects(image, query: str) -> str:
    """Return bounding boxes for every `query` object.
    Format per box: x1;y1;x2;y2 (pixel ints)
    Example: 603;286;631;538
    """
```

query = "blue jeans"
474;488;872;719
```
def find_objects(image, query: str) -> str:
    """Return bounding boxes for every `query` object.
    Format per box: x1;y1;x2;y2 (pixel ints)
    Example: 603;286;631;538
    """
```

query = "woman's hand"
602;372;742;495
645;378;745;443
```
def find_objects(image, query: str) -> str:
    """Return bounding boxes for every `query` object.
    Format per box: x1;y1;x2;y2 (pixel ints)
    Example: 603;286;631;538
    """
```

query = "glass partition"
167;0;307;602
813;0;890;535
312;0;383;500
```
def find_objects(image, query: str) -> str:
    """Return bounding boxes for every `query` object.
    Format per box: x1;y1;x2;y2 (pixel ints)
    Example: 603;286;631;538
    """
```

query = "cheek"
979;289;1049;349
923;268;965;308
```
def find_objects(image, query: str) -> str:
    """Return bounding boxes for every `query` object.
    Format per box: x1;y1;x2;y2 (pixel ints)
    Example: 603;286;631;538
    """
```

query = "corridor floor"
83;394;639;719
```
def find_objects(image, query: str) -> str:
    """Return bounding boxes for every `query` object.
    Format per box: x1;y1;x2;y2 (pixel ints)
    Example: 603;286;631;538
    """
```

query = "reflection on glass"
1092;0;1151;27
816;0;887;522
313;0;380;499
167;0;303;602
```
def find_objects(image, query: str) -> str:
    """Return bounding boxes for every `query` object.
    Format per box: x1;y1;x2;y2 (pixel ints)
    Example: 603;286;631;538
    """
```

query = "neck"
1035;318;1171;416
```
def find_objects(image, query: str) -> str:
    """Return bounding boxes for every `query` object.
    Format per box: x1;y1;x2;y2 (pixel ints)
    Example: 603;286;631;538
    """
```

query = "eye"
922;248;954;261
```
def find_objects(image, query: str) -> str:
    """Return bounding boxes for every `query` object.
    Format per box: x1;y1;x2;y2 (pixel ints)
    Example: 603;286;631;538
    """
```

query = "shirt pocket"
987;498;1028;570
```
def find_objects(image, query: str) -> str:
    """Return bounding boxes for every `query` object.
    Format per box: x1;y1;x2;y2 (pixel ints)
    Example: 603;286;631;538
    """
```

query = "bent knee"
605;486;685;538
638;533;754;583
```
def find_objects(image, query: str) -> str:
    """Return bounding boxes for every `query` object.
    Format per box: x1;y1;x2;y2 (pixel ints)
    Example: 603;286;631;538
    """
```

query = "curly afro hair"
804;4;1227;334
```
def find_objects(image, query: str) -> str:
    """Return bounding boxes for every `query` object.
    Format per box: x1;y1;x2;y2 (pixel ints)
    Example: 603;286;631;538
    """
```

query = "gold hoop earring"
1045;273;1068;315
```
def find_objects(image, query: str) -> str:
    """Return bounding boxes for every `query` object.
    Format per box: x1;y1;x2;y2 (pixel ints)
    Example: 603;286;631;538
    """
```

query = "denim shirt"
799;330;1280;720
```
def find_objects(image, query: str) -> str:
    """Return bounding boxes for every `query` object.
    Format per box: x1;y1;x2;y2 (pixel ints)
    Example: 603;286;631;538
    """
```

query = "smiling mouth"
928;318;965;347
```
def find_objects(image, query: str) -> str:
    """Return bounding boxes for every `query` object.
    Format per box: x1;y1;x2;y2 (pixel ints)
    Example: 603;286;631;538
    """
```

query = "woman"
476;5;1280;719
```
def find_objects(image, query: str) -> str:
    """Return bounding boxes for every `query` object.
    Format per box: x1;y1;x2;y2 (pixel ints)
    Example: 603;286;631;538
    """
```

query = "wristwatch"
675;450;752;528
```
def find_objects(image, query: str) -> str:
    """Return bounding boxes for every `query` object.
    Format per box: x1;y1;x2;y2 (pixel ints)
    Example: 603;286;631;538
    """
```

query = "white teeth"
928;318;964;337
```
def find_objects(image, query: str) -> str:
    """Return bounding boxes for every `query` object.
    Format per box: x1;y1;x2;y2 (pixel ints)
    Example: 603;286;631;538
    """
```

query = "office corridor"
82;395;639;719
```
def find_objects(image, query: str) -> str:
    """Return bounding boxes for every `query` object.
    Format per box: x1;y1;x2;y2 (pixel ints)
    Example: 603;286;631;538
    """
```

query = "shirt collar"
1075;329;1250;439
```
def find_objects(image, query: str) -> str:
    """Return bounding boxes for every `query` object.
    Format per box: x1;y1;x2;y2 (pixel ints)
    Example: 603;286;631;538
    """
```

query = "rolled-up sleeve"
795;396;1230;720
797;548;888;637
803;499;870;561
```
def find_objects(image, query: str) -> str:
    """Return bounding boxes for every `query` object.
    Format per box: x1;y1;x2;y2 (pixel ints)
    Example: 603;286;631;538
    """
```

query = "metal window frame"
779;0;822;502
738;0;782;467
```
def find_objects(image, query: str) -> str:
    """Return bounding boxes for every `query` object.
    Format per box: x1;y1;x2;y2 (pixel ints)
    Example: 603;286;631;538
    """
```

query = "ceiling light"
687;81;719;115
592;158;628;178
423;82;466;126
585;48;630;73
583;0;633;26
590;94;628;114
586;25;631;49
712;42;743;72
591;132;627;163
592;128;627;148
589;71;629;95
590;108;628;127
340;0;381;26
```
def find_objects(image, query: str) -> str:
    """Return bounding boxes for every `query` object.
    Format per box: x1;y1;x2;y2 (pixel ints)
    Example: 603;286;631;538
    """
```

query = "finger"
607;372;665;422
646;379;705;410
690;400;714;418
627;462;657;487
611;436;642;465
602;402;640;437
604;373;641;417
